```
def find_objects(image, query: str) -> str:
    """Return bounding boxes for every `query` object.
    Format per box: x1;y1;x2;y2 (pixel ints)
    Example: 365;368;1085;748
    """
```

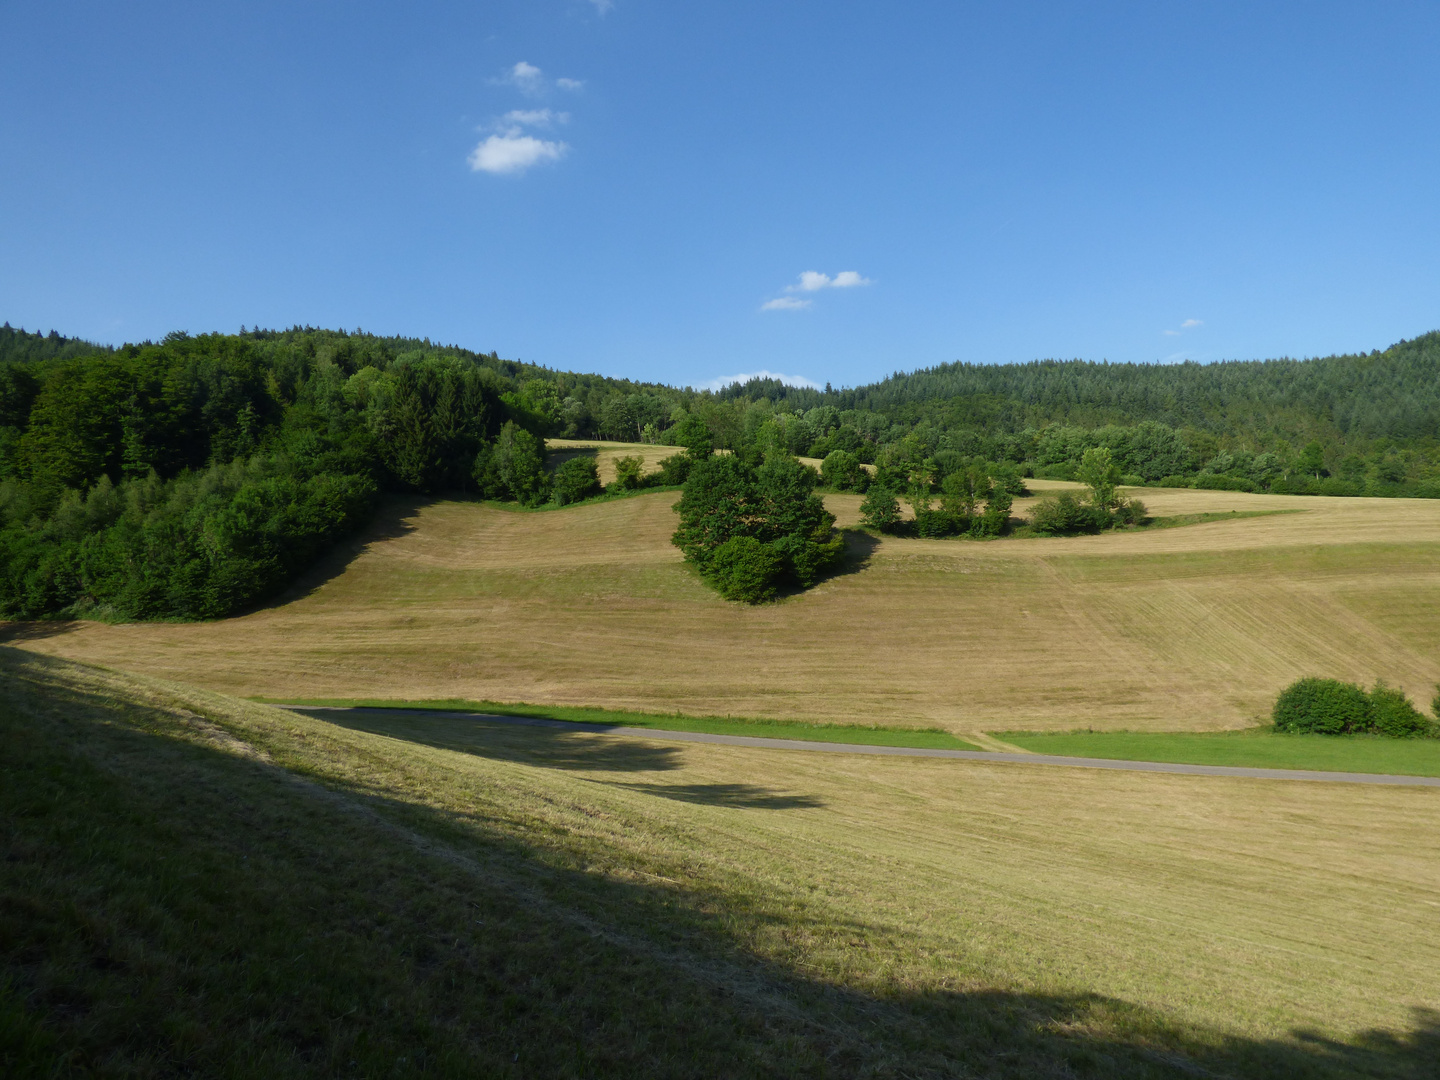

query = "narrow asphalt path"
277;705;1440;788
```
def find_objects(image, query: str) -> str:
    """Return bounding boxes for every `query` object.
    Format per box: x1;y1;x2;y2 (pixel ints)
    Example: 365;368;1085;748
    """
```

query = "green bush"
474;421;550;506
655;453;692;486
1112;497;1148;527
858;486;902;532
1272;677;1374;734
1368;681;1434;738
608;455;645;493
820;449;869;492
703;536;783;603
1156;475;1192;488
552;457;601;505
1028;491;1106;535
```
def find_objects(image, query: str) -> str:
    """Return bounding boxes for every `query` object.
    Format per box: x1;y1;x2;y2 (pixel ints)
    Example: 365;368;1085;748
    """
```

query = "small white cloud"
785;269;872;292
1163;329;1180;336
698;370;822;391
760;297;812;312
1181;318;1203;328
500;108;568;128
469;133;567;174
556;77;584;91
588;0;614;13
494;60;545;94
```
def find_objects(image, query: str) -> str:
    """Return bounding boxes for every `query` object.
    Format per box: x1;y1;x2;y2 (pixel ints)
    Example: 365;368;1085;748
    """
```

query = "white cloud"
587;0;614;13
496;60;545;93
468;133;567;174
698;370;822;391
1163;329;1180;336
556;77;584;91
785;269;872;292
501;108;568;128
1181;318;1203;328
760;296;811;312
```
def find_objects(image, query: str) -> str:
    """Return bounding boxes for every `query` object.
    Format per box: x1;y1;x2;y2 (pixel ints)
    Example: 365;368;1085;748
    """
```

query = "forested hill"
719;331;1440;442
2;320;1439;623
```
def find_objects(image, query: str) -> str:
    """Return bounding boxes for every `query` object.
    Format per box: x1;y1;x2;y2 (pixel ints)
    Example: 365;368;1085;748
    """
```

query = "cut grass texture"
4;648;1440;1077
254;697;981;750
8;482;1440;735
998;728;1440;777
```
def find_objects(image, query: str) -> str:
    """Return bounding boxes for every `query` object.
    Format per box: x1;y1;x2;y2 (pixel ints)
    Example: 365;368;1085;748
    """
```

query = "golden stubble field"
10;464;1440;736
7;647;1438;1059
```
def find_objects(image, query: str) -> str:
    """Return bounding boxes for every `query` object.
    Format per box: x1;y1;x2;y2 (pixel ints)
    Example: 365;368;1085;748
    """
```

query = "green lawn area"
998;728;1440;776
254;697;982;750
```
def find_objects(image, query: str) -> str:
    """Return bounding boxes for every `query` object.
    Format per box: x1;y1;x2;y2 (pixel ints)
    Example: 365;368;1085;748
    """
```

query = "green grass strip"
253;697;982;750
996;729;1440;776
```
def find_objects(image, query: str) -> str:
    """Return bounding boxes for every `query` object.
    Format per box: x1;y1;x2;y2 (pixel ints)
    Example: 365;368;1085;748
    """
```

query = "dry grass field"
4;648;1437;1076
7;456;1440;736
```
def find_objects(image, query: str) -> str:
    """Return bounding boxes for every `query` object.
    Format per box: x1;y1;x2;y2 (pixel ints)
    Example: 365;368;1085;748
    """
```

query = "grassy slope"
12;479;1440;736
4;649;1439;1078
257;698;981;749
1000;730;1440;776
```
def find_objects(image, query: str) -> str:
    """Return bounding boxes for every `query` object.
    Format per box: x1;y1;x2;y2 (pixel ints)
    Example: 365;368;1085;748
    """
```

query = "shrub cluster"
672;453;844;603
1272;677;1438;737
858;463;1014;539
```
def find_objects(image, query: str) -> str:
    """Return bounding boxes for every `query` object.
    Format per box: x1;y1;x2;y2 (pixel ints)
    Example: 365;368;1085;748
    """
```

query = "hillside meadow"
3;648;1437;1078
6;456;1439;736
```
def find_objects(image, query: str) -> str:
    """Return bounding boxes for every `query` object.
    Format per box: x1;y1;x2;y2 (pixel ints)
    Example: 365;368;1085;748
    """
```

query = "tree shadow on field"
0;620;80;645
260;494;425;609
599;781;826;810
545;445;599;471
312;707;686;774
7;648;1440;1079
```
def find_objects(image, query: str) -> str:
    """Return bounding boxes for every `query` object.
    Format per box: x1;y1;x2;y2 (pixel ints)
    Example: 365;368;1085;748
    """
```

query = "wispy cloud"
492;61;582;96
501;108;569;128
1163;317;1203;336
472;76;578;176
698;369;822;391
760;269;871;312
587;0;614;14
787;269;872;293
469;133;567;174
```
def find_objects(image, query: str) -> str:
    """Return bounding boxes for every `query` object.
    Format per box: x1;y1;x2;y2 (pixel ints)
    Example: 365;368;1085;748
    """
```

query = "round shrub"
1272;677;1372;734
1028;491;1106;535
703;536;783;604
1368;682;1434;738
552;456;602;505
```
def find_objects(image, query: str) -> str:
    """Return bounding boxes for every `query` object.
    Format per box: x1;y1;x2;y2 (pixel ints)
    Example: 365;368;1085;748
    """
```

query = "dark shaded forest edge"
3;322;1439;620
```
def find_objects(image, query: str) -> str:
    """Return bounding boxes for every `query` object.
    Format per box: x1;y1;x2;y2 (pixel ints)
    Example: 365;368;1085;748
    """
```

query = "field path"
278;705;1440;787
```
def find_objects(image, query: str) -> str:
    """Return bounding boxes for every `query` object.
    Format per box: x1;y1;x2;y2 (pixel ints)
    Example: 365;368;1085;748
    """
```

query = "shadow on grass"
4;645;1438;1079
601;781;826;810
0;620;80;644
261;494;426;609
314;707;687;773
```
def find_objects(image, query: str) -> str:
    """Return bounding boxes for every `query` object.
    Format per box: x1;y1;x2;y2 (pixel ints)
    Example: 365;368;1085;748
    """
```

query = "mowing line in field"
276;705;1440;786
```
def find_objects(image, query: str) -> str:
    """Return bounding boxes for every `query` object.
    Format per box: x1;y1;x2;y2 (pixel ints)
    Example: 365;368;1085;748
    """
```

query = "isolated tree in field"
1077;446;1121;510
671;452;843;602
859;485;902;533
609;455;645;492
552;456;601;505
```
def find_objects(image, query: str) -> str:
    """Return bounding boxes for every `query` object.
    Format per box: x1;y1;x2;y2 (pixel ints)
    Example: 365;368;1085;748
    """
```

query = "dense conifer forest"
2;321;1438;620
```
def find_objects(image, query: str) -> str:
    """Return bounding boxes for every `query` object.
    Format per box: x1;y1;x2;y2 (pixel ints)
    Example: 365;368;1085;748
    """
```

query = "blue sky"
2;1;1438;390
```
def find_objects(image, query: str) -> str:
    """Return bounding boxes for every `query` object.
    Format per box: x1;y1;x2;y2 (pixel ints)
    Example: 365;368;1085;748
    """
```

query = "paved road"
278;705;1440;788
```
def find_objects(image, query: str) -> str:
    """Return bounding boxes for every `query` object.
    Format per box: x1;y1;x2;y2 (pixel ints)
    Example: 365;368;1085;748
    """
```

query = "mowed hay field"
8;470;1440;735
4;649;1438;1077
